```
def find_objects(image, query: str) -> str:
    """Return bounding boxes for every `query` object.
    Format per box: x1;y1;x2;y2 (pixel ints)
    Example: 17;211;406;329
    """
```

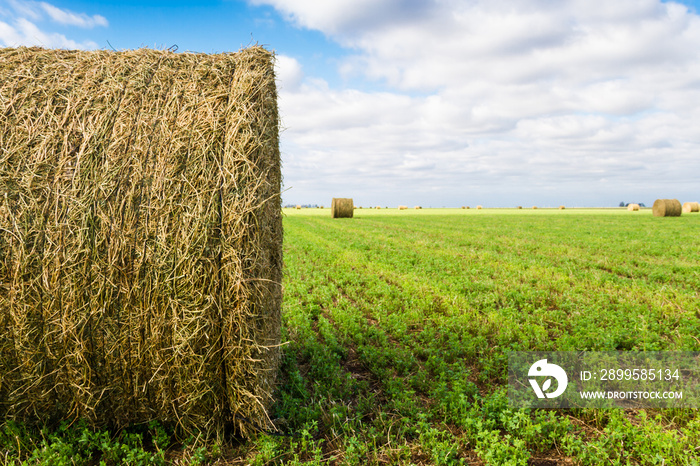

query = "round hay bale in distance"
517;206;522;209
559;205;565;210
627;203;640;211
414;206;422;209
652;199;682;217
682;201;699;213
331;198;354;218
532;206;538;209
476;205;483;210
398;205;408;210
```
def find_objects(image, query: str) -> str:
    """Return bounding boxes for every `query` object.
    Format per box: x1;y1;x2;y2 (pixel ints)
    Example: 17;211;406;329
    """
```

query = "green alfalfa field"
3;207;700;465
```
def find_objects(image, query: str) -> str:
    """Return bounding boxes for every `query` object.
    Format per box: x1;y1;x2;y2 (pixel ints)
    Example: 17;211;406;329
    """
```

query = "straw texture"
0;46;282;439
652;199;682;217
331;198;353;218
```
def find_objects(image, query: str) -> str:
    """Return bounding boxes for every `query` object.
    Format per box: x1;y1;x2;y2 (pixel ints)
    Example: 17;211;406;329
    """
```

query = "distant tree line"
619;202;646;207
284;204;320;208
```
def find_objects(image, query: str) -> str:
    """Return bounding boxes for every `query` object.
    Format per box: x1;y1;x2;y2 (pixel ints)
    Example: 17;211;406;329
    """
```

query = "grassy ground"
2;207;699;464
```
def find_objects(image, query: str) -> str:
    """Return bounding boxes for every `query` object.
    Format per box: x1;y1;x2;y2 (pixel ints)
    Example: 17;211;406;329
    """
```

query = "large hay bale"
627;203;640;211
398;205;408;210
0;46;282;439
652;199;682;217
331;198;354;218
682;202;699;213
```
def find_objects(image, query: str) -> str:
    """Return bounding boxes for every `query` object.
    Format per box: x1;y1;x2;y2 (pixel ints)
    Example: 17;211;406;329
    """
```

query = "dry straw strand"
0;46;282;440
652;199;682;217
331;198;353;218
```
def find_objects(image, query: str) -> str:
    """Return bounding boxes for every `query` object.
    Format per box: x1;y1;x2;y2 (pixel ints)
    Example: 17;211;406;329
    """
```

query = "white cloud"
0;20;24;45
39;2;108;28
5;0;42;21
0;1;105;49
337;0;700;92
249;0;430;38
260;0;700;206
0;17;96;48
275;54;304;92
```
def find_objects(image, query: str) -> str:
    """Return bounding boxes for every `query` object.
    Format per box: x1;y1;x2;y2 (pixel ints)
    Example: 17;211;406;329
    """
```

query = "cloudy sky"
2;0;699;207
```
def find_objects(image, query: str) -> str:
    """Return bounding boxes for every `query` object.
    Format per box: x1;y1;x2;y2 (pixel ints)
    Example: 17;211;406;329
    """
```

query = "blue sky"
2;0;700;207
